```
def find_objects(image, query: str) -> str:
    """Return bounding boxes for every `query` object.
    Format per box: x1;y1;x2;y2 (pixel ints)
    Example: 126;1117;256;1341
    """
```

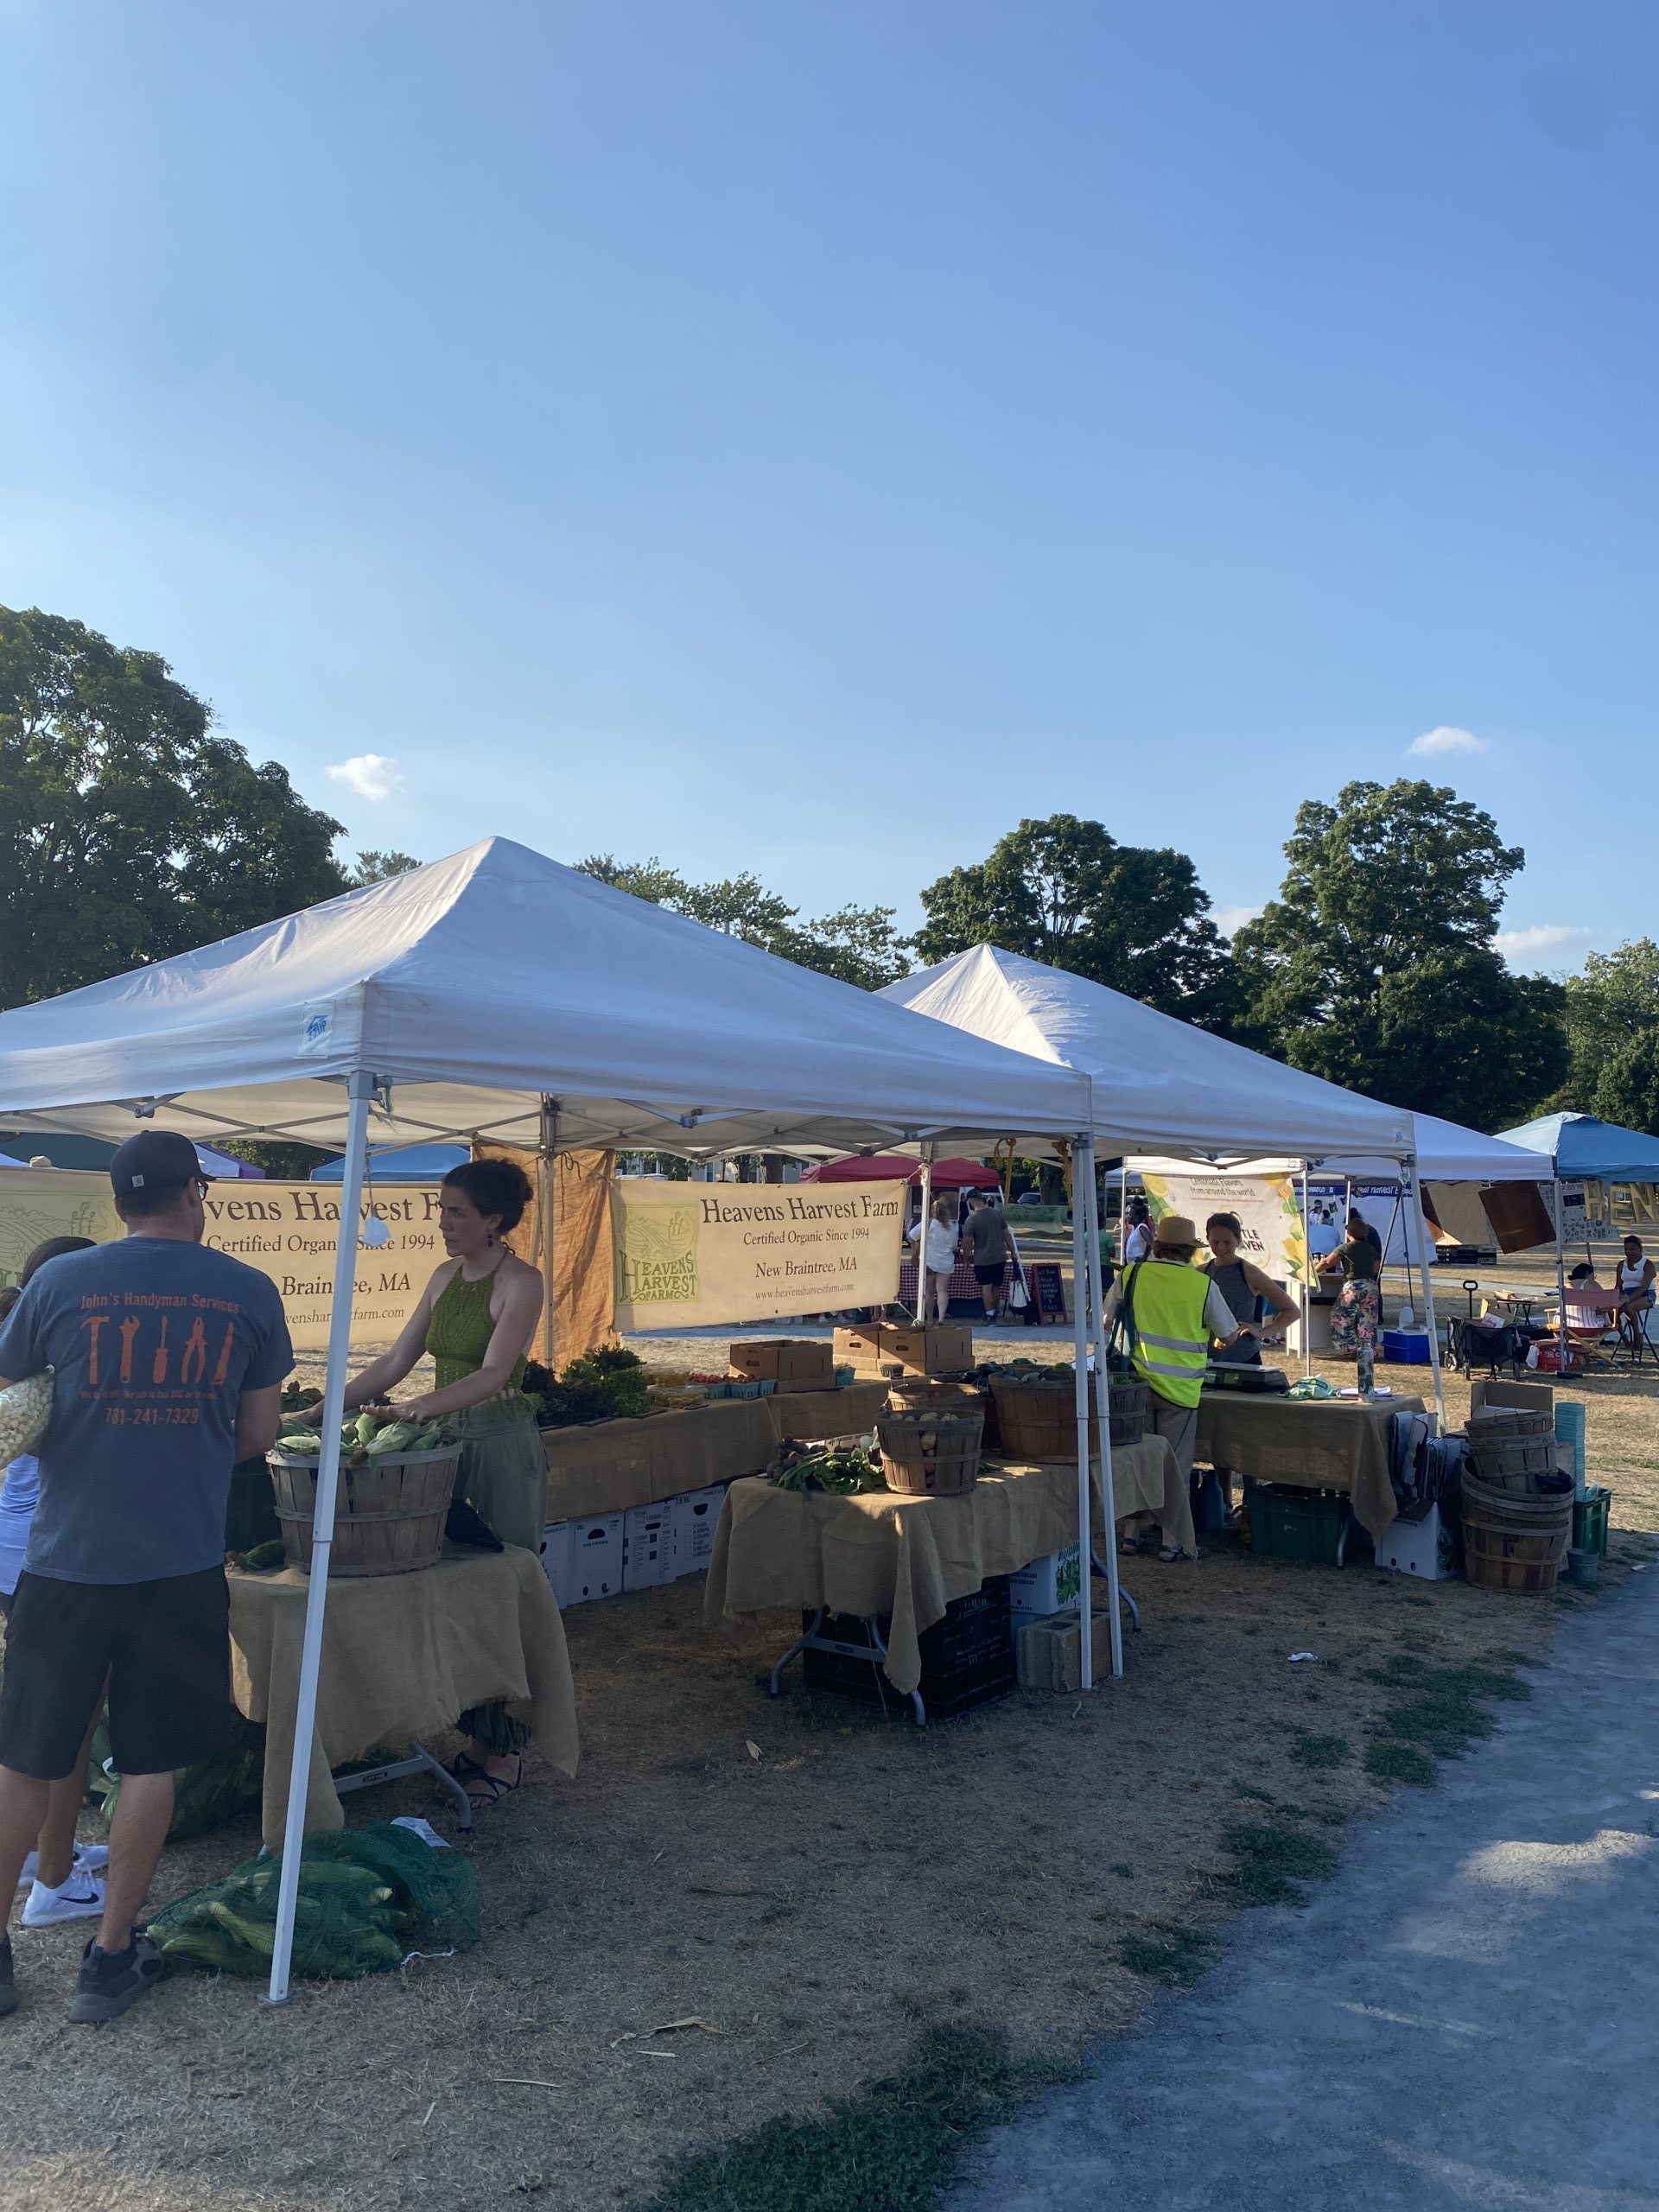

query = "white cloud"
1494;923;1596;967
1408;725;1489;758
326;753;404;802
1214;903;1264;938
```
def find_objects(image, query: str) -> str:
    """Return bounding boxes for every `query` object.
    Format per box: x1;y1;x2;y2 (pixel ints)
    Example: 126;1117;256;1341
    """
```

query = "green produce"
771;1447;886;1496
365;1421;420;1455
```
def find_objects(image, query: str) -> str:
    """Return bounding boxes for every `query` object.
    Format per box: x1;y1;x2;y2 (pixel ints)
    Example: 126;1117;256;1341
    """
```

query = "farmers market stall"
230;1544;578;1846
0;838;1098;1999
704;1435;1183;1715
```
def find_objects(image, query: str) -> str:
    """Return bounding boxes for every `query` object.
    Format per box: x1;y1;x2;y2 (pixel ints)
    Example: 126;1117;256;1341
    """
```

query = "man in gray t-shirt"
963;1193;1013;1318
0;1130;290;2025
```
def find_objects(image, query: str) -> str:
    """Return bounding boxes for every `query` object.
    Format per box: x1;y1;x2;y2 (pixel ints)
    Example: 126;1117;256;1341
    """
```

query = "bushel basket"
268;1446;461;1577
1460;1471;1570;1596
988;1374;1149;1459
1466;1433;1559;1494
875;1409;983;1497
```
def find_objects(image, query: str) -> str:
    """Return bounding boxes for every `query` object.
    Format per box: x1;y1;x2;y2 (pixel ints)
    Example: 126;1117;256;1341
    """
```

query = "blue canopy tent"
1498;1111;1659;1184
311;1142;467;1183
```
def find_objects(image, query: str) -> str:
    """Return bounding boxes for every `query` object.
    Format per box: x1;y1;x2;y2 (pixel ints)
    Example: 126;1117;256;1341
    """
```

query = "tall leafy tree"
347;849;423;887
574;854;910;990
1233;779;1567;1127
1557;939;1659;1134
914;814;1238;1027
0;605;347;1004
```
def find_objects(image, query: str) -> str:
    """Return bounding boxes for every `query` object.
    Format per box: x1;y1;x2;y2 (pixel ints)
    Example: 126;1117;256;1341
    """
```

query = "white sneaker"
22;1872;105;1927
16;1840;109;1889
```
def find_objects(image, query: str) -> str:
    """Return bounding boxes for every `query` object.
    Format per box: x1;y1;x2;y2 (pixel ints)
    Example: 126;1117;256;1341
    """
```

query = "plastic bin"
1573;1484;1611;1559
1244;1482;1370;1567
801;1576;1016;1719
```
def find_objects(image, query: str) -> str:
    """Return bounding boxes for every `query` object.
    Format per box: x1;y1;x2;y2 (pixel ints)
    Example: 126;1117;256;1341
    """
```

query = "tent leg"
1551;1179;1568;1376
1069;1155;1094;1690
539;1097;559;1367
1079;1138;1122;1679
265;1070;375;2008
914;1144;935;1324
1300;1164;1312;1376
1403;1155;1447;1432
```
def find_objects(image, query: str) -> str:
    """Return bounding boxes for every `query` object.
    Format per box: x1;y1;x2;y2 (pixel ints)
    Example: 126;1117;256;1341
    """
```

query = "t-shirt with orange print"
0;1237;291;1585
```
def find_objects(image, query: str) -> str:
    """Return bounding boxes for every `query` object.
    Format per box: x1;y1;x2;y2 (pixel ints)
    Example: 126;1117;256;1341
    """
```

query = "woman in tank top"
1614;1236;1656;1351
324;1158;545;1810
1203;1212;1300;1364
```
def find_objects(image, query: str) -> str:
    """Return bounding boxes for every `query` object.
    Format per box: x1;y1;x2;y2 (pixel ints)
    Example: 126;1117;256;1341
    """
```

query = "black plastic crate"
801;1575;1017;1719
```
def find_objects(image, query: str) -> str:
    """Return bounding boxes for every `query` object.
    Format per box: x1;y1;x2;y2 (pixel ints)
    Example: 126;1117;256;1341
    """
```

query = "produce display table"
543;1382;888;1521
1195;1391;1424;1542
704;1435;1178;1699
229;1545;580;1847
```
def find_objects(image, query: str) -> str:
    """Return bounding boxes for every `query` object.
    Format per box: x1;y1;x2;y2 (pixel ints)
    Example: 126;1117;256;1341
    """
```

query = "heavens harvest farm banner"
612;1177;906;1331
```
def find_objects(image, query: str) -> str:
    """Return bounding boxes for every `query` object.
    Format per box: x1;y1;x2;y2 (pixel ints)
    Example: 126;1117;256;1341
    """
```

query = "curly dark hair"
442;1158;532;1236
0;1233;95;1322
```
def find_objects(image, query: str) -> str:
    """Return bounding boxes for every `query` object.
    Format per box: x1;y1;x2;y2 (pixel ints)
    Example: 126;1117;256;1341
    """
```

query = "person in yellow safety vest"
1105;1214;1247;1563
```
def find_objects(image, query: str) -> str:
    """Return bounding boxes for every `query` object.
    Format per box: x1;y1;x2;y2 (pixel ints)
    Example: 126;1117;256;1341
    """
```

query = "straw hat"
1152;1214;1199;1250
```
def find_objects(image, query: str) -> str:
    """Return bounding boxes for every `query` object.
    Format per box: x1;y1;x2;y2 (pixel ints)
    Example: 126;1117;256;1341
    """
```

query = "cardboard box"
563;1513;624;1605
1008;1543;1082;1623
670;1484;728;1578
1470;1377;1554;1419
623;1502;675;1591
729;1338;834;1392
538;1520;569;1605
1371;1503;1450;1581
833;1322;975;1377
1016;1607;1115;1694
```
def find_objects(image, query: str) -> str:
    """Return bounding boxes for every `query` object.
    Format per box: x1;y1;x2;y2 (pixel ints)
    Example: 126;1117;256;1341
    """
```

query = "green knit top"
425;1265;526;1394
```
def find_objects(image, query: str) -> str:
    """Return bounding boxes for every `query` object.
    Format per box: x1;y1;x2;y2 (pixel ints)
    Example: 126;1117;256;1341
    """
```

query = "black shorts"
0;1566;232;1780
973;1262;1007;1286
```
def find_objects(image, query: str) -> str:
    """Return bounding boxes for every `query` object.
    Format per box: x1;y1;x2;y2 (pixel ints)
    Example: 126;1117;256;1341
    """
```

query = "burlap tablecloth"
230;1545;580;1846
1195;1392;1423;1541
703;1435;1177;1694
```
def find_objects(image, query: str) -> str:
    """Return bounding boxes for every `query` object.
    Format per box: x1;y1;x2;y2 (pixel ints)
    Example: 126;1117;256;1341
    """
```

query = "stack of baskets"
986;1371;1151;1459
874;1408;983;1497
1460;1406;1573;1595
886;1374;996;1444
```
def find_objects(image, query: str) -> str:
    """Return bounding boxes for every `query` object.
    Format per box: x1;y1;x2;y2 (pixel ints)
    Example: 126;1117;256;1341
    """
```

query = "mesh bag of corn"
149;1821;480;1979
0;1369;54;1464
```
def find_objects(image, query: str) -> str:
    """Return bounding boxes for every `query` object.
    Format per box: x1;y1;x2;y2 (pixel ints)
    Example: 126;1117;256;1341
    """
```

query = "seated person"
1563;1262;1616;1332
1614;1236;1656;1340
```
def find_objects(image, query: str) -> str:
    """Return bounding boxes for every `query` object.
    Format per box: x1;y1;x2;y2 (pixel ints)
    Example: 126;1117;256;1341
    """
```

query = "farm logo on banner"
612;1179;906;1330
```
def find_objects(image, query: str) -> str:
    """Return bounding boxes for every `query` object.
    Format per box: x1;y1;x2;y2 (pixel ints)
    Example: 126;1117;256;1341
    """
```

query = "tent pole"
914;1143;935;1325
1079;1137;1122;1679
1551;1176;1568;1376
266;1068;375;2006
1070;1149;1094;1690
538;1097;558;1367
1299;1163;1312;1376
1403;1154;1447;1432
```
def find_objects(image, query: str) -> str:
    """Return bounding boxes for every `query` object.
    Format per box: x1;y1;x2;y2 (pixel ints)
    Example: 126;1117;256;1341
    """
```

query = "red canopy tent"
800;1154;998;1189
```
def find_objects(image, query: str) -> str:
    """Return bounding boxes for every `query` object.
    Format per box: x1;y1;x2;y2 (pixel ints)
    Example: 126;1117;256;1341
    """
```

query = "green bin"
1572;1485;1611;1559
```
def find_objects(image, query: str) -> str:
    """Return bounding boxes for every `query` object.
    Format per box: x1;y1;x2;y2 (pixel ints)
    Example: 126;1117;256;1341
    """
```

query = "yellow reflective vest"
1121;1261;1211;1409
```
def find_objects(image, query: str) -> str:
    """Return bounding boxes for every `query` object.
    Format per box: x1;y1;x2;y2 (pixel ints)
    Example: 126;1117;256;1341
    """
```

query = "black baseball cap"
110;1129;212;1200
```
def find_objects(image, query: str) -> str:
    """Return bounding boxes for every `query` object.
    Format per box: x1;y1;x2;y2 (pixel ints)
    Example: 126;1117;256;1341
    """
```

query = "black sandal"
455;1751;522;1811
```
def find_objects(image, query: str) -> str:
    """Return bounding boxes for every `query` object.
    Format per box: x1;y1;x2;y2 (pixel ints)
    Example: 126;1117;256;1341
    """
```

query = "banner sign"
0;1171;442;1351
612;1177;906;1331
1139;1171;1310;1287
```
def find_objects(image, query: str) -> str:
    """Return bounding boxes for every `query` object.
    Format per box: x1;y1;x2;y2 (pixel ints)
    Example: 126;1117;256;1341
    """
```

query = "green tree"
574;854;910;990
1558;940;1659;1133
1234;779;1567;1126
914;814;1238;1027
0;605;347;1004
347;849;422;887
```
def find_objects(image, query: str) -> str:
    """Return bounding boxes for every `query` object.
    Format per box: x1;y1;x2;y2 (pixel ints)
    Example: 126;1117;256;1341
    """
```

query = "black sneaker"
0;1937;15;2018
67;1934;162;2024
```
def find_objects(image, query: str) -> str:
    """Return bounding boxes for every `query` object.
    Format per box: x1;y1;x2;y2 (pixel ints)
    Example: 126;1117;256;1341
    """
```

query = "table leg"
769;1608;824;1698
768;1609;927;1724
1090;1546;1141;1631
331;1740;474;1833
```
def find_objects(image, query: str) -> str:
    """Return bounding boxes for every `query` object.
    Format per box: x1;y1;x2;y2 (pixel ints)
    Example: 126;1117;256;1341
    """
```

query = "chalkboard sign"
1024;1261;1067;1325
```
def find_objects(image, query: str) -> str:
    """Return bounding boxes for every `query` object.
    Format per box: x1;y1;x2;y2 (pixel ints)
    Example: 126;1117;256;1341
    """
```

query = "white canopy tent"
880;945;1452;1420
0;842;1115;2002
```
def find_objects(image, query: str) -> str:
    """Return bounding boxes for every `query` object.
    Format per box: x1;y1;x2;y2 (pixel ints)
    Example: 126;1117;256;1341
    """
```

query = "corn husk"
0;1369;54;1464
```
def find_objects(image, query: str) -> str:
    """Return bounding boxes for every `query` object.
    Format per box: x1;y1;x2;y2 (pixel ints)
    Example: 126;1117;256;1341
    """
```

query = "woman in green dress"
326;1158;545;1810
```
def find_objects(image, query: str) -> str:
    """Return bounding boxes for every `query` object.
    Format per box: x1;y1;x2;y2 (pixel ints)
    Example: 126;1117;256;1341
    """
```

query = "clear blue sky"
2;2;1652;972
